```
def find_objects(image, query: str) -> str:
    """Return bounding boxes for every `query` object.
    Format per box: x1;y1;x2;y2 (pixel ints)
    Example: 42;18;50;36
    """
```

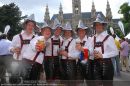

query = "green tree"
118;2;130;36
0;3;23;40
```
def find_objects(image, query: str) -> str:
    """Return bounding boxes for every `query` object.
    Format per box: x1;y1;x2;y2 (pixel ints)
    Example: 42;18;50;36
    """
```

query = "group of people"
0;14;121;86
112;34;130;77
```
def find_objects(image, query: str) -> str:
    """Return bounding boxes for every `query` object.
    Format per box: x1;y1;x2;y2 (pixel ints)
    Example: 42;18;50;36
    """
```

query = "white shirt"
89;31;118;59
23;36;45;64
10;31;35;60
61;37;80;59
45;35;63;56
0;39;12;55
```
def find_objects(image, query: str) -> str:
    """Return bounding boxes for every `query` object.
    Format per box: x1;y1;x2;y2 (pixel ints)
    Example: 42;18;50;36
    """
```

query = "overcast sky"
0;0;129;22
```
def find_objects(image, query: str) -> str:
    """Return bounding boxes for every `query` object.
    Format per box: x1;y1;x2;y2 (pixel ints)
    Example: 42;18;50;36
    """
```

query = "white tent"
125;33;130;39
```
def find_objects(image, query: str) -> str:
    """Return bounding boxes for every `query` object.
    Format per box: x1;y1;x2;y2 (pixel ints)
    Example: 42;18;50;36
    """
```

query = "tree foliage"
0;3;23;40
118;2;130;36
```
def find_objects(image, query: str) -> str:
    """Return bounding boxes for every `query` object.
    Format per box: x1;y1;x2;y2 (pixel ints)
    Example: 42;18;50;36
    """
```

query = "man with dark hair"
89;14;118;86
21;21;51;81
59;22;80;85
75;20;92;80
10;19;36;60
0;33;12;83
44;18;63;80
9;19;36;83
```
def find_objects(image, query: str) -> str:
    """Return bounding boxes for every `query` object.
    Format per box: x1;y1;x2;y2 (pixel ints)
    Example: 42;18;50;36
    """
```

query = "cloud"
62;0;72;13
0;1;3;6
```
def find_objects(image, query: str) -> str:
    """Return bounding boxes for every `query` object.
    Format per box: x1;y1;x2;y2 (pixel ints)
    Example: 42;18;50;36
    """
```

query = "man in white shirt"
89;14;118;86
9;19;36;82
75;20;92;81
59;22;80;81
45;18;63;80
10;19;36;60
21;22;51;81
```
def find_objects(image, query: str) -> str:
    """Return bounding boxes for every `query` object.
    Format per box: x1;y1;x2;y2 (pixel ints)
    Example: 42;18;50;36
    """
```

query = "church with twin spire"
44;0;120;35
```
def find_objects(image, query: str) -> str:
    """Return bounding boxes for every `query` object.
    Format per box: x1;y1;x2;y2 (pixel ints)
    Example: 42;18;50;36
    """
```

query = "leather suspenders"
94;35;109;54
19;34;35;49
32;51;44;62
80;41;86;46
64;39;73;59
51;38;61;57
18;34;35;59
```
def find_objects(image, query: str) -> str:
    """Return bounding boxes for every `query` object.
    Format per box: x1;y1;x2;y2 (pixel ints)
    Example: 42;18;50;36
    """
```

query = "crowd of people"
0;14;130;86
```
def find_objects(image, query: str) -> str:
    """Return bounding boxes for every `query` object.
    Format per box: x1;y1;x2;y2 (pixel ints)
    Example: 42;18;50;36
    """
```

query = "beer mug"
36;37;45;51
75;40;82;51
13;44;21;60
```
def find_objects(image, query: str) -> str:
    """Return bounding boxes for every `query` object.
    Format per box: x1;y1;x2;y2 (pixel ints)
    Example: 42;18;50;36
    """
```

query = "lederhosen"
22;52;44;81
10;34;35;84
93;35;114;86
76;41;89;80
44;38;61;80
60;39;77;80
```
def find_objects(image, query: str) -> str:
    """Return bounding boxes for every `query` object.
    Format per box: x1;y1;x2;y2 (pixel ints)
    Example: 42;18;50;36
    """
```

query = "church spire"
106;0;112;22
59;3;63;13
72;0;82;29
58;3;64;24
44;4;50;24
91;0;96;19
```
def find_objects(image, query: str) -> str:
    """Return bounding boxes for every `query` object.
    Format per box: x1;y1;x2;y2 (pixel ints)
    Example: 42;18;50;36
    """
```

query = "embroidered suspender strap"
83;41;86;46
32;35;35;39
19;34;35;49
32;52;40;62
93;35;109;54
101;35;109;54
94;36;96;49
44;47;46;59
65;39;73;59
51;39;60;45
51;38;54;57
19;34;24;49
65;39;73;52
51;38;61;56
103;35;109;42
59;39;60;48
80;41;86;46
19;34;35;59
17;34;23;60
32;50;44;62
61;41;64;46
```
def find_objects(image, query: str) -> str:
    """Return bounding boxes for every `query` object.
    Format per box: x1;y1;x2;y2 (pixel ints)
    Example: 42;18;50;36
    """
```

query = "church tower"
72;0;82;29
58;3;64;25
106;0;112;22
91;1;96;19
44;4;50;24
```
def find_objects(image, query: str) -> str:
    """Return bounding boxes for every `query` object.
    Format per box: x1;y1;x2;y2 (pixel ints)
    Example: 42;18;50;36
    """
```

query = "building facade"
44;0;120;35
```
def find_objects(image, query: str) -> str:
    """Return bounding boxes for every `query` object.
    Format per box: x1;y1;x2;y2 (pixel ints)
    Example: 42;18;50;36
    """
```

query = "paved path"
114;71;130;86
